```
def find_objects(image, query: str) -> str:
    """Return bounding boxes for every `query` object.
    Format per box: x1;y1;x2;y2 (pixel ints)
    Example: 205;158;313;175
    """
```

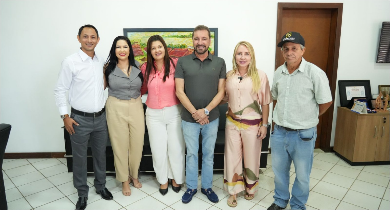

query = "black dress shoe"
159;185;168;195
96;188;113;200
172;184;181;193
267;203;286;210
76;197;87;210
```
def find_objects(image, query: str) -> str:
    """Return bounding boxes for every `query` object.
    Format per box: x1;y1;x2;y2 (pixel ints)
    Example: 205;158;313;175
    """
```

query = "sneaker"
182;188;197;203
267;203;286;210
201;188;219;203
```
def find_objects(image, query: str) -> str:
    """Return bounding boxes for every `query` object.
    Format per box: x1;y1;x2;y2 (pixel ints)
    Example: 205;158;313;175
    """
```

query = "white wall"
0;0;389;153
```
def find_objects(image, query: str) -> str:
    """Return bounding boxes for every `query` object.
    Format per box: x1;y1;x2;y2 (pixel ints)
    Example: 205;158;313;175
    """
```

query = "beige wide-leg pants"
106;96;145;182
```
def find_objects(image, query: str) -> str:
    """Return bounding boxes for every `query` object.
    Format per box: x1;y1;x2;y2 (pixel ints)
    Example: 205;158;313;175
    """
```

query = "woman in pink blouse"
222;41;272;207
140;35;185;196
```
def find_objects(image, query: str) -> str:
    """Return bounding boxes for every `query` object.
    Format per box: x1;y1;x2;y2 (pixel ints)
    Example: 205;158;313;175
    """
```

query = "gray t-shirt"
175;52;226;122
108;65;142;100
271;57;332;129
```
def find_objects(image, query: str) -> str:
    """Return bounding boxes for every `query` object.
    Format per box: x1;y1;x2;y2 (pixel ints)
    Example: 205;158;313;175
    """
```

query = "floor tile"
309;167;328;180
329;165;361;179
336;159;364;170
114;187;148;207
262;167;275;178
2;159;30;170
7;197;32;210
125;196;168;210
56;180;78;196
86;198;123;210
4;178;15;190
314;153;340;164
194;186;228;204
170;196;211;210
357;171;390;187
312;181;348;200
47;172;73;186
17;178;55;197
2;170;9;180
25;187;65;208
257;174;275;191
39;163;68;178
207;206;223;210
383;188;390;201
306;191;340;210
213;173;223;181
342;190;381;210
257;192;274;208
336;201;366;210
363;165;390;177
3;159;17;163
379;199;390;210
151;189;182;206
5;187;24;202
27;158;49;164
350;180;386;198
31;158;62;170
4;164;37;178
251;204;268;210
104;178;122;194
138;178;160;195
56;158;67;164
249;187;271;204
312;159;336;172
214;195;256;210
10;171;45;187
322;172;355;188
35;197;75;210
289;174;320;190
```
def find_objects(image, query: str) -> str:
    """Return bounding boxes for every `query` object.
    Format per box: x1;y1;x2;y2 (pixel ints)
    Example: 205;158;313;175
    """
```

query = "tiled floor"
2;151;390;210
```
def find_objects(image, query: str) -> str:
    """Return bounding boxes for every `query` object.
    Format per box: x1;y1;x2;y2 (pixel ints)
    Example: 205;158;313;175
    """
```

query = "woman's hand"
257;126;267;140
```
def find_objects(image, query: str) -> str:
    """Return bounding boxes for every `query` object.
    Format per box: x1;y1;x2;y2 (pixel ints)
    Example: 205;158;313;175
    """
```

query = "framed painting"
379;85;390;100
123;28;218;66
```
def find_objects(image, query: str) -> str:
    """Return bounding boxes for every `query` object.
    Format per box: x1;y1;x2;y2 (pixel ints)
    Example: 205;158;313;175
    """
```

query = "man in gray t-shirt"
175;25;226;204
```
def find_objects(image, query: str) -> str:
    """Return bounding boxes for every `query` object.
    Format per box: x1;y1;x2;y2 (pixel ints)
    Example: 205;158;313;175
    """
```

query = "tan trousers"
106;96;145;182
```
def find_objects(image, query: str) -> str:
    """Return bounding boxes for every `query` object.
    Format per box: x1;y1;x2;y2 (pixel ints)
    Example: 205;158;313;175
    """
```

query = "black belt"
71;107;105;118
279;125;300;131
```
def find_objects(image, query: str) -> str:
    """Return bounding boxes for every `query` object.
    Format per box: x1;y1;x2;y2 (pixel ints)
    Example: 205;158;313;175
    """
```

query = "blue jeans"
182;118;219;190
270;124;317;210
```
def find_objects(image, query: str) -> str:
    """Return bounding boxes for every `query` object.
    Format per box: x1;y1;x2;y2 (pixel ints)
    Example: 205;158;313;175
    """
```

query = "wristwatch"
204;108;210;116
61;114;68;119
261;123;268;128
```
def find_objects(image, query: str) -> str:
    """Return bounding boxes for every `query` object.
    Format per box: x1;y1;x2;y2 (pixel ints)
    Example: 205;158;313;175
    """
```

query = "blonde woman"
222;41;272;207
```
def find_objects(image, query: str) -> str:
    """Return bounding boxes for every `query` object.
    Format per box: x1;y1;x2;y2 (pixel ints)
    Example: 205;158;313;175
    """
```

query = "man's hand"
63;116;79;135
257;126;267;140
197;116;210;125
192;109;207;121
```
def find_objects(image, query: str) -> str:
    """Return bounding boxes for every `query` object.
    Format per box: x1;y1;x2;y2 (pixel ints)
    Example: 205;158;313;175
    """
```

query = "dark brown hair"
192;25;210;38
144;35;175;84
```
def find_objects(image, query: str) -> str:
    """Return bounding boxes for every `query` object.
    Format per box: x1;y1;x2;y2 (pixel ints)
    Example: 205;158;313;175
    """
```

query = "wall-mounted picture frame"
338;80;372;108
379;85;390;100
123;28;218;66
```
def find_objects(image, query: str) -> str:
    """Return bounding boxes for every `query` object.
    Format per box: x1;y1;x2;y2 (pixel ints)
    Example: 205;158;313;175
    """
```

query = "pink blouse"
140;58;180;109
224;69;272;120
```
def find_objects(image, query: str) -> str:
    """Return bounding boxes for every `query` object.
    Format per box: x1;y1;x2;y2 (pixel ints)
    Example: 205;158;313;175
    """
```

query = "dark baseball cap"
277;32;305;47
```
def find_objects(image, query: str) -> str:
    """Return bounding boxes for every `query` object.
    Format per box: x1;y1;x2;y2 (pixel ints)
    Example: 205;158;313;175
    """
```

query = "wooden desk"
334;107;390;165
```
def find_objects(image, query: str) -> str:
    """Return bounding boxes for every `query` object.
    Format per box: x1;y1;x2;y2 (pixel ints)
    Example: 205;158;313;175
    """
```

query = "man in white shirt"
54;24;113;210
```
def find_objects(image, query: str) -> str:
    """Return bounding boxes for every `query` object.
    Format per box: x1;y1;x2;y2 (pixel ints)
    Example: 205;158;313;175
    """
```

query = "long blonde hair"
228;41;261;93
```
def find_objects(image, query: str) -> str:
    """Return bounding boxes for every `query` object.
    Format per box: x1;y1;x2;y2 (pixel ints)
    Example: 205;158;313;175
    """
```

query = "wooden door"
275;3;343;151
353;115;378;162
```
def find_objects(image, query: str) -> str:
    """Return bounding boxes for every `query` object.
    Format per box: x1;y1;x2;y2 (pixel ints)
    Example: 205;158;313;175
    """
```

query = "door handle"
374;126;377;138
382;126;384;138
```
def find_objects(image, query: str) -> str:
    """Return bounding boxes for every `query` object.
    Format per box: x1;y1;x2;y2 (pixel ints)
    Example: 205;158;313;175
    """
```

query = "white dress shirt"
271;57;332;129
54;49;105;115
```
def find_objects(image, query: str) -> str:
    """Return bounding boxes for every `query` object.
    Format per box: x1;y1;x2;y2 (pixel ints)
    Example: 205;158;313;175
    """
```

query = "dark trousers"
70;112;108;197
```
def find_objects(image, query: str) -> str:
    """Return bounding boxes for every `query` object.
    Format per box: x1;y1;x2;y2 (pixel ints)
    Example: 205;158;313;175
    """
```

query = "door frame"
275;3;343;152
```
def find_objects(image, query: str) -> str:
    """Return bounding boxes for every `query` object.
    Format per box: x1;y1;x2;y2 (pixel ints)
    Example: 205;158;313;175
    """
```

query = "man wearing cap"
54;24;113;210
268;32;332;210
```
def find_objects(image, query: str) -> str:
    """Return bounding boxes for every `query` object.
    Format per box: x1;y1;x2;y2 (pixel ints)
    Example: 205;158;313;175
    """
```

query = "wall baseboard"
4;152;66;159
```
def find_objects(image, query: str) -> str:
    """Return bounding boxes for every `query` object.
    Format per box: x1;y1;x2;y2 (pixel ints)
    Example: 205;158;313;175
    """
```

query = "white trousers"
145;104;185;184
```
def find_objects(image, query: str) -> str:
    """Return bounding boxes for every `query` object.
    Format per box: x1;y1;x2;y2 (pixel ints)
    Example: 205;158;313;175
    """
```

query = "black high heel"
172;185;181;193
159;184;168;195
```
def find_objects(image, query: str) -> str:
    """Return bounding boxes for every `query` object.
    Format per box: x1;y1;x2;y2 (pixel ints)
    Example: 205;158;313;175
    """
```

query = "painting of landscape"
124;28;218;66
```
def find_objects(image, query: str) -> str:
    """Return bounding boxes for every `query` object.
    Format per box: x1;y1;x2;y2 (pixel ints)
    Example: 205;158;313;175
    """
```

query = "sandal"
122;181;131;196
227;195;237;207
130;176;142;188
244;193;254;200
